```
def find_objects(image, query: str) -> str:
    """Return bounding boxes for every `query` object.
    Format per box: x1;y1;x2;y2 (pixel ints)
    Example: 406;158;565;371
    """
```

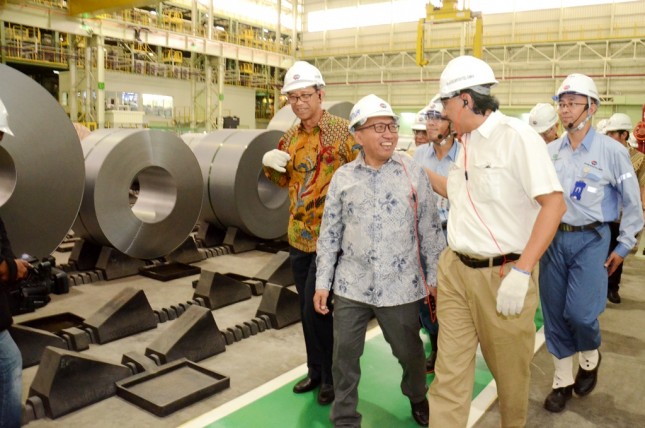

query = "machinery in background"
7;256;69;315
416;0;483;67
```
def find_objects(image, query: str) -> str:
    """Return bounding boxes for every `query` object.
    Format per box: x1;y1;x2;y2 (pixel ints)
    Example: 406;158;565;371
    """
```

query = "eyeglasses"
424;111;448;123
440;93;458;107
558;102;587;111
355;123;399;133
287;91;318;104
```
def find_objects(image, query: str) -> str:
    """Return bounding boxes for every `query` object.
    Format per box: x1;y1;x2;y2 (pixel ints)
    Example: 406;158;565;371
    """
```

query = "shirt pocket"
471;162;504;203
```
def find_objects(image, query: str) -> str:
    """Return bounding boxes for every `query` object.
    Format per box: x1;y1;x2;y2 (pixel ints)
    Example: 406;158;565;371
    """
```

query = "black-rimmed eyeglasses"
355;123;399;133
287;91;318;104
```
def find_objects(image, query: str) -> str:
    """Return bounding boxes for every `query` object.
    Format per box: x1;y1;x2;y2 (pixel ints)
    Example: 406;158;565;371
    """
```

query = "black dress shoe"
410;398;429;426
544;385;573;413
425;350;437;373
293;377;320;393
317;383;335;405
607;289;621;304
574;352;602;396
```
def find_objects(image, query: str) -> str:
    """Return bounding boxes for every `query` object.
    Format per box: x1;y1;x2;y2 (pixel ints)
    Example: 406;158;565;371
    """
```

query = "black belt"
455;252;521;269
558;221;603;232
441;221;448;230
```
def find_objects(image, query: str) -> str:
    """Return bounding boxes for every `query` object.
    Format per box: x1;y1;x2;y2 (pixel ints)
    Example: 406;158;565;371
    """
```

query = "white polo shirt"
446;110;563;258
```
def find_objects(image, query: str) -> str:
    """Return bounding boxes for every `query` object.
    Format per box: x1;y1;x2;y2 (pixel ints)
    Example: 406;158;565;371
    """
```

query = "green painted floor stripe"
190;306;544;428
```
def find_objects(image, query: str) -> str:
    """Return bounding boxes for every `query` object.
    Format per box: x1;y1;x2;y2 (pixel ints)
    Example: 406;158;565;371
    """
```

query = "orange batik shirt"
264;110;359;252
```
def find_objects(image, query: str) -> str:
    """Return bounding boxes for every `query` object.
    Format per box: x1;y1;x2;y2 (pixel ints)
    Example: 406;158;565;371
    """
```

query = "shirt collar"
558;126;597;152
429;140;459;161
297;109;329;133
356;150;402;169
472;110;502;140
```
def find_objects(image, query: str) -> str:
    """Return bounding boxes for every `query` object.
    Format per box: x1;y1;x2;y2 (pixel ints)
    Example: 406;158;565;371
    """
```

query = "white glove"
496;267;530;316
262;149;290;173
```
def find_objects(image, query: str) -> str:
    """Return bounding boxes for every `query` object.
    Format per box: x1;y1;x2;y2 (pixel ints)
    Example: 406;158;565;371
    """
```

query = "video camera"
7;256;69;315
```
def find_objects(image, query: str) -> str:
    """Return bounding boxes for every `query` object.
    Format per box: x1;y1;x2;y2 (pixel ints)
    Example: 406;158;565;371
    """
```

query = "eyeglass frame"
440;92;459;107
424;111;449;122
557;101;588;111
354;122;400;133
286;90;319;104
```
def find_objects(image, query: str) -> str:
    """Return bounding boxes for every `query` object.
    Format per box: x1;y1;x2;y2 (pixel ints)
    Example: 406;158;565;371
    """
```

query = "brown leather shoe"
574;352;601;396
293;376;320;393
544;385;573;413
410;398;429;426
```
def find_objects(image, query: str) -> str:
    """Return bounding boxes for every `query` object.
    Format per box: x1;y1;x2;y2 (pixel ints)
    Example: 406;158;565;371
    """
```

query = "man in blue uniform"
541;74;644;413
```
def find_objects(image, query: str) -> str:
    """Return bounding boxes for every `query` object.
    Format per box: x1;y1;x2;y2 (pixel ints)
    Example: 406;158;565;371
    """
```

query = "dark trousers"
607;221;623;293
331;295;427;428
289;246;333;384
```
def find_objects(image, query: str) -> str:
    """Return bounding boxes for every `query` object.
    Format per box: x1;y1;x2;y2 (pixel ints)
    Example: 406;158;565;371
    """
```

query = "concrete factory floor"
12;242;645;428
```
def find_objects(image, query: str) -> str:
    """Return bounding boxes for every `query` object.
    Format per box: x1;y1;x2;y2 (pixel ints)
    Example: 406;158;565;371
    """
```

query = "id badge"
570;180;586;201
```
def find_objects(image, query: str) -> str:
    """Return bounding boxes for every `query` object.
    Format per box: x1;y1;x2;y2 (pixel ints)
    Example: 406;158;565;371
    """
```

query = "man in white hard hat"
412;109;430;147
540;75;643;413
529;102;560;143
598;112;645;304
314;94;444;427
413;94;459;374
425;55;566;427
262;61;359;405
0;97;30;428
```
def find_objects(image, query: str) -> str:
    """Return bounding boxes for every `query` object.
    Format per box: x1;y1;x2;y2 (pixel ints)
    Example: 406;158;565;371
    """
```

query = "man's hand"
262;149;290;173
313;289;330;315
15;259;30;280
428;285;437;301
496;267;530;316
604;251;624;276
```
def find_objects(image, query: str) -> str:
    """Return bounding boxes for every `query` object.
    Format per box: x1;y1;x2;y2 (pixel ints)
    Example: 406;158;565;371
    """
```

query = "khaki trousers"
428;249;538;428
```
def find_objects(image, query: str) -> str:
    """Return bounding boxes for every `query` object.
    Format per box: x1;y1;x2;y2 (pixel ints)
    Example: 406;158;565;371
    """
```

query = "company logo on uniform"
293;74;300;80
563;85;571;90
532;120;538;125
379;103;387;108
591;160;597;166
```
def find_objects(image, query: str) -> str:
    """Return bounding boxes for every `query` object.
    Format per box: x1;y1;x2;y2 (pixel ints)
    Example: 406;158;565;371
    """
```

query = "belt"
558;221;603;232
455;252;521;269
441;221;448;230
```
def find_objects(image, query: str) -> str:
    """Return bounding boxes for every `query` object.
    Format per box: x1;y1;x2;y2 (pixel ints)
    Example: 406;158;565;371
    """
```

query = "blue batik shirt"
315;151;446;307
548;128;644;257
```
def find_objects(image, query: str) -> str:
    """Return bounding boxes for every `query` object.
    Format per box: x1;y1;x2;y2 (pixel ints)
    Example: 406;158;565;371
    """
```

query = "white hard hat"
604;113;633;132
0;98;14;137
553;73;599;103
412;109;427;131
529;103;558;134
596;119;608;135
439;56;498;98
281;61;325;94
424;94;444;116
348;94;398;133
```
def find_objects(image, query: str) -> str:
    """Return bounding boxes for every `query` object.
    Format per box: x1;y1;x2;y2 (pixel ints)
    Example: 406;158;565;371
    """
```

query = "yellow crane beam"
416;0;484;66
68;0;157;17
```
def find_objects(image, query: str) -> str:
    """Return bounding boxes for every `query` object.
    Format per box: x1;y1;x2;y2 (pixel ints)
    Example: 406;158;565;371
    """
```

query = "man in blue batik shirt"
313;94;446;428
540;73;644;413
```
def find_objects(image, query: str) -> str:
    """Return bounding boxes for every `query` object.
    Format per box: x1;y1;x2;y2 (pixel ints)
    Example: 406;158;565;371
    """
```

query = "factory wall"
58;70;257;129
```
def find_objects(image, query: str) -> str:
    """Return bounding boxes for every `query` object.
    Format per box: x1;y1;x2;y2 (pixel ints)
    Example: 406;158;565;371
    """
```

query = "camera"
7;256;69;315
